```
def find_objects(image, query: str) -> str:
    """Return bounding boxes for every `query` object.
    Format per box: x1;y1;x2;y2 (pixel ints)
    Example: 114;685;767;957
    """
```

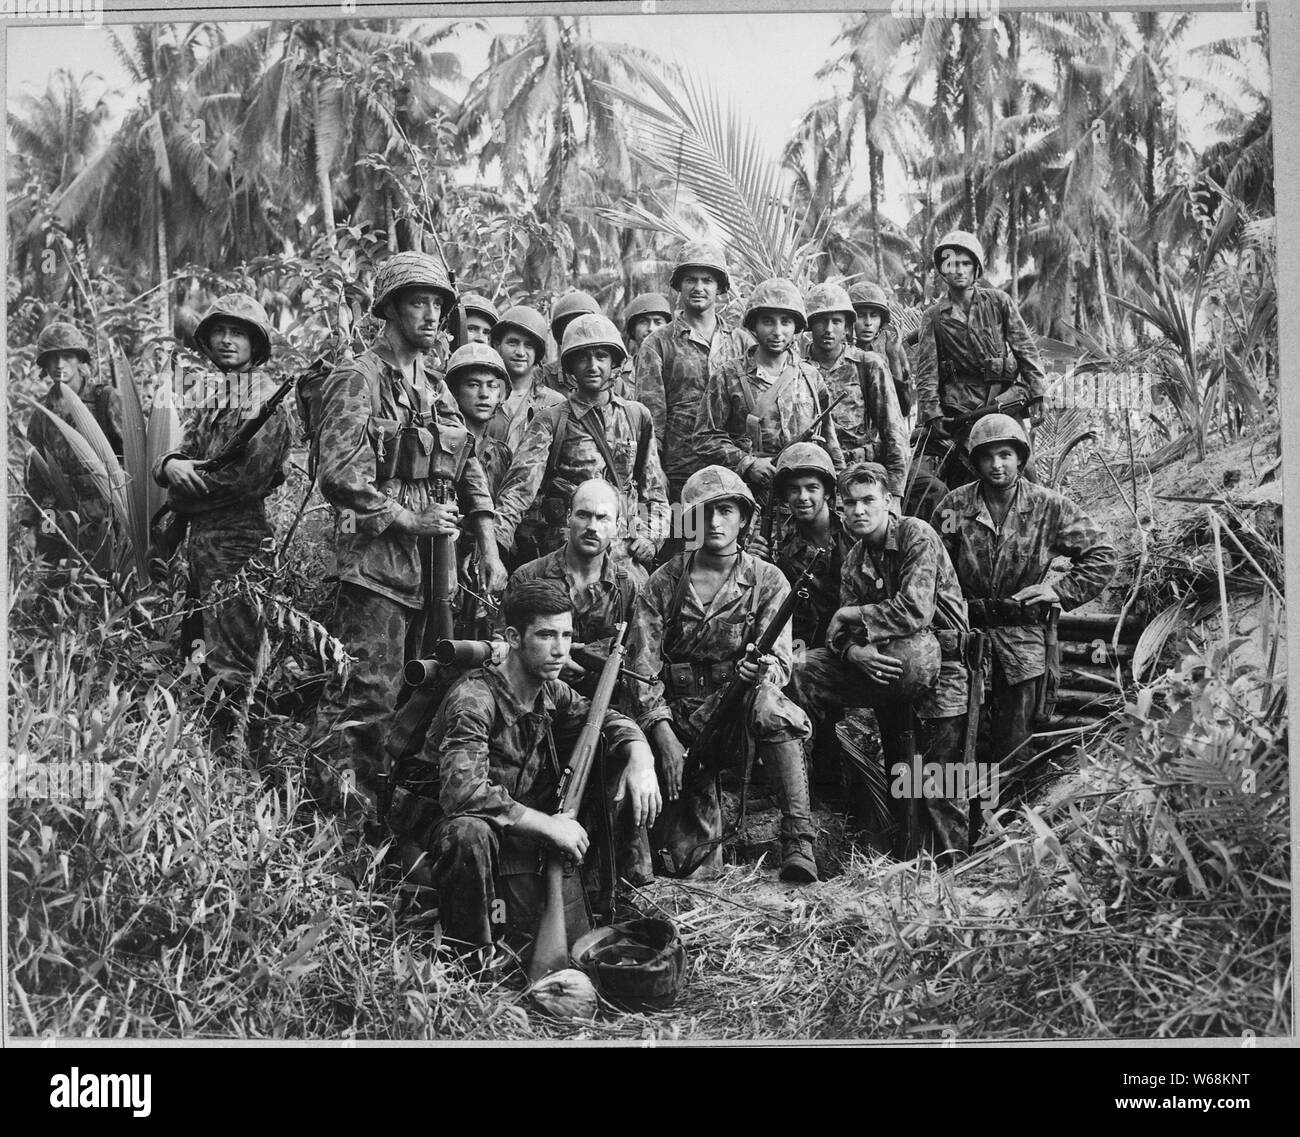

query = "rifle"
683;549;826;778
758;392;850;546
198;372;298;473
529;621;629;981
1037;605;1061;720
948;390;1030;433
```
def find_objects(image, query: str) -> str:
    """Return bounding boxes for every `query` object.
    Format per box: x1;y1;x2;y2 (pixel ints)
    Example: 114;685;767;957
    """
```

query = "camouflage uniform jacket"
403;663;644;827
469;424;513;500
633;314;753;487
695;346;845;479
841;515;970;718
915;285;1045;424
151;370;291;517
539;358;569;395
625;551;798;734
805;343;908;493
315;340;495;609
23;380;124;530
496;547;646;650
933;479;1117;685
492;392;671;553
858;323;914;416
493;367;567;454
773;510;856;650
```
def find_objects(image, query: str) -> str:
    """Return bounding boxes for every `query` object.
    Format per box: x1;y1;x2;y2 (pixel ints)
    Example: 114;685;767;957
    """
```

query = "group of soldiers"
21;229;1118;962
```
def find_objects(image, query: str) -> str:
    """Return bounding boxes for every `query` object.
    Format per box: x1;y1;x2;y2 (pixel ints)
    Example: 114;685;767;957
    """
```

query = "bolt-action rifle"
529;622;629;981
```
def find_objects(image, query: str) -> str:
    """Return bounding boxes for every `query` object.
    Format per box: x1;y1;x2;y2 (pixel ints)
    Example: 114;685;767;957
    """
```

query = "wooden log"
1052;687;1122;713
1058;667;1126;693
1057;611;1144;641
1060;639;1135;662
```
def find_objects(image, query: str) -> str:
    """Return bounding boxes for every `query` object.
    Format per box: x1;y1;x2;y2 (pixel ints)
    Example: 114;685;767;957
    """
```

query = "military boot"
763;740;819;883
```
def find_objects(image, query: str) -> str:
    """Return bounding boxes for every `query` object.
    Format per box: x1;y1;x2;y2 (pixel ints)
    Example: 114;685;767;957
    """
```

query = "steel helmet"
372;251;456;318
444;341;508;387
669;240;732;294
805;282;856;327
550;290;601;341
744;278;808;333
848;281;893;324
966;412;1031;464
559;313;627;369
933;230;986;278
836;629;942;707
492;304;550;360
681;464;758;514
36;321;92;369
193;293;274;367
772;441;838;497
458;291;499;327
622;292;673;332
571;917;686;1011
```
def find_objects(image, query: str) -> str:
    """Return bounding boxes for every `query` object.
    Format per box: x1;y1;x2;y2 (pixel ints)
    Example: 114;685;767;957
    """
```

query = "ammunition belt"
662;659;735;700
933;628;967;661
967;598;1048;628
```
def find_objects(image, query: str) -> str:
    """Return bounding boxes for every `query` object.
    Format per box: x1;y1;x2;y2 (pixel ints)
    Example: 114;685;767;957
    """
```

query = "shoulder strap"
627;401;652;487
751;362;804;423
614;564;635;620
544;401;571;485
572;403;627;494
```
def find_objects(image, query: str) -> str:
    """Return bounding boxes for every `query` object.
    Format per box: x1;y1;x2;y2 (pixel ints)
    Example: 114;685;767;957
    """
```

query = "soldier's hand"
747;457;777;487
478;548;508;593
736;647;775;686
848;643;905;684
544;811;590;862
746;531;772;561
407;502;461;537
1012;582;1059;608
614;744;662;828
628;537;656;565
1028;398;1046;428
653;722;686;801
163;457;208;496
826;605;860;647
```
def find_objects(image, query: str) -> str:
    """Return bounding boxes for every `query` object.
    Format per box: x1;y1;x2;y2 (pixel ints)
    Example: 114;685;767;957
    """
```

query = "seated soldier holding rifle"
625;464;818;884
389;579;660;957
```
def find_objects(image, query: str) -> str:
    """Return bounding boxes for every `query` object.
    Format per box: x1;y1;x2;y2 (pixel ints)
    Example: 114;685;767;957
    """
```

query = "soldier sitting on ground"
388;579;661;959
492;314;670;570
154;294;292;760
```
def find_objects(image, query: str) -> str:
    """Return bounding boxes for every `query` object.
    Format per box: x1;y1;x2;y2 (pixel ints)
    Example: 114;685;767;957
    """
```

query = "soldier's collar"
485;662;558;717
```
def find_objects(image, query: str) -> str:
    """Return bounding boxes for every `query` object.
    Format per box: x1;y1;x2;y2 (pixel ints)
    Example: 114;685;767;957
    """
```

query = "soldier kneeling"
388;580;660;956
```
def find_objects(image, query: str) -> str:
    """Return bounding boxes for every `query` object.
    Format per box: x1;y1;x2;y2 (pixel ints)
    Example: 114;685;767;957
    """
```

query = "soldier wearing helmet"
616;292;672;401
625;464;819;884
913;230;1046;498
21;320;124;572
492;313;670;571
539;290;602;395
800;281;908;503
152;293;292;759
489;304;566;456
848;281;915;419
309;252;508;817
458;292;499;346
633;240;753;503
933;414;1117;830
748;442;854;652
445;343;511;498
695;277;844;518
793;461;973;860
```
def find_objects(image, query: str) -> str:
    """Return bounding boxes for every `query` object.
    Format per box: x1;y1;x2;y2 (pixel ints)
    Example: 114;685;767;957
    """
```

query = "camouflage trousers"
188;508;272;698
794;648;970;858
310;583;425;809
395;759;649;949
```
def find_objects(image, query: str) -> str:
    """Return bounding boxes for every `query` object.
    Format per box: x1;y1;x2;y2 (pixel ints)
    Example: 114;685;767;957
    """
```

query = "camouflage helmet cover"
804;282;856;326
36;321;92;368
744;277;808;333
848;281;893;324
966;412;1031;464
680;464;758;514
372;251;457;318
572;918;686;1011
669;240;731;294
933;229;986;278
773;441;838;496
492;304;550;359
194;293;274;367
445;341;508;386
622;292;673;332
560;313;627;368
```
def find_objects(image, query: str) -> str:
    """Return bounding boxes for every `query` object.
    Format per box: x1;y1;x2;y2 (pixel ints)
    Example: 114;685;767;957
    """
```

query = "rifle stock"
529;622;629;981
